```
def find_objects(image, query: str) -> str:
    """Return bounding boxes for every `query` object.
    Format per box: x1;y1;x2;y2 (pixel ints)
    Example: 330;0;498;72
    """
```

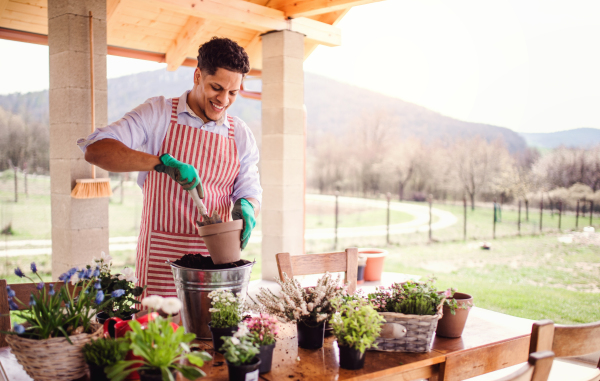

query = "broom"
71;11;112;199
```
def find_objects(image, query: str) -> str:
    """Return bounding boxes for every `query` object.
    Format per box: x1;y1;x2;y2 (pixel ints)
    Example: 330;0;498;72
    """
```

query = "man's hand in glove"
154;153;203;195
232;198;256;250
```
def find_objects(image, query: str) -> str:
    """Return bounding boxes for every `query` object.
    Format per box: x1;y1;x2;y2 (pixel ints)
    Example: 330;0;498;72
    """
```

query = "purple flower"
92;267;100;277
13;324;25;335
95;290;104;305
8;299;18;311
65;302;70;309
94;281;102;290
85;268;93;279
36;282;44;290
111;289;125;298
30;262;37;273
58;272;70;282
28;295;36;306
14;268;24;278
6;286;15;298
48;284;55;296
67;267;78;276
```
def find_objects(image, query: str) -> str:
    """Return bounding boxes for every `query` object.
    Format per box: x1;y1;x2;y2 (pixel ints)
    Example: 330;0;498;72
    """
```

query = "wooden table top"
0;308;534;381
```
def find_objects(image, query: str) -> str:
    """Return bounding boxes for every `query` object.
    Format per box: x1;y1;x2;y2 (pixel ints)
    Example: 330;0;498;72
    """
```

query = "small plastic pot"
197;220;243;264
360;248;388;281
208;323;237;353
258;343;275;374
226;357;261;381
87;363;110;381
297;320;325;349
338;344;366;370
138;368;177;381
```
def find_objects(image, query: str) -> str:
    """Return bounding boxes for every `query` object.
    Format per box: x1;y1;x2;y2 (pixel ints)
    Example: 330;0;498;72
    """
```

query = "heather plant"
249;272;344;326
245;314;278;346
330;297;385;353
368;279;444;316
208;289;243;328
221;324;260;366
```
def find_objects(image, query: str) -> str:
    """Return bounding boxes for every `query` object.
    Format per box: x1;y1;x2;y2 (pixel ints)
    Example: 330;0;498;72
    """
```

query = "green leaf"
175;365;204;380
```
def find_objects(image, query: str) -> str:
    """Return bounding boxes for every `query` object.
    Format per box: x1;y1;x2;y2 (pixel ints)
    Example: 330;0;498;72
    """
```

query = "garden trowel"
187;186;222;226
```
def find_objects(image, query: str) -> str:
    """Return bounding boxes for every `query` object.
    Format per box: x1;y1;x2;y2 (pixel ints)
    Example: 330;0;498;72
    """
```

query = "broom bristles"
71;178;113;199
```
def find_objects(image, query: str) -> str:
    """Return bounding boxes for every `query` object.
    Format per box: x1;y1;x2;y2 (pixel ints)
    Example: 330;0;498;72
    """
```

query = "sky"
0;0;599;133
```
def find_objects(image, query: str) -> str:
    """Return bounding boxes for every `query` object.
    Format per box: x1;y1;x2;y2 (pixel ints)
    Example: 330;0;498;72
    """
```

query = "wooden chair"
492;352;555;381
275;248;359;294
529;319;600;380
0;279;72;347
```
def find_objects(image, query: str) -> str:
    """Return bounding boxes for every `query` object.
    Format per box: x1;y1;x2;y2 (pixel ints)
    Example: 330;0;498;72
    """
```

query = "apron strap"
227;115;235;139
170;98;179;124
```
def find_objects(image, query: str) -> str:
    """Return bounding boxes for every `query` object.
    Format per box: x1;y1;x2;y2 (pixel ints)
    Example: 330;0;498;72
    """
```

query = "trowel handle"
188;188;208;216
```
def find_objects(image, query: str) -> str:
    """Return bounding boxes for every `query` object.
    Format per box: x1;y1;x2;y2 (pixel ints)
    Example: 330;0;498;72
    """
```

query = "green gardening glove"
154;153;203;194
232;198;256;250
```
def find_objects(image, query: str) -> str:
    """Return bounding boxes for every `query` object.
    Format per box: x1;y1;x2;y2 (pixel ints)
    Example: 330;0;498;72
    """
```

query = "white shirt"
77;91;262;205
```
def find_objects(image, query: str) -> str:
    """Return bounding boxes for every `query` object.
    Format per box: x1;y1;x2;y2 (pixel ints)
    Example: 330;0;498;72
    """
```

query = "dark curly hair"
197;37;250;76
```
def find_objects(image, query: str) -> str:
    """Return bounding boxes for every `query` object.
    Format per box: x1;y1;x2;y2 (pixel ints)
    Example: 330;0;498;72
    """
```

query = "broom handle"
89;11;96;179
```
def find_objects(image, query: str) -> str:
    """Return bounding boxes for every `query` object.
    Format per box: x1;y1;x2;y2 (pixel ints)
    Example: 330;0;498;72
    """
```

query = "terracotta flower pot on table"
435;292;474;338
359;248;389;281
197;220;243;264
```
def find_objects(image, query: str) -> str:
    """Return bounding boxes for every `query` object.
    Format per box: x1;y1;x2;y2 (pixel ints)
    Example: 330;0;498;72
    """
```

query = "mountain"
0;68;527;152
520;128;600;149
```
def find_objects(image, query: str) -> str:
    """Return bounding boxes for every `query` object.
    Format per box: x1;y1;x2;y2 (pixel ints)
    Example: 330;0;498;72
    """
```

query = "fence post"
518;200;521;236
386;192;391;245
23;162;28;198
525;199;529;222
539;197;543;233
576;200;580;229
334;191;339;250
463;196;467;241
493;199;497;239
590;201;594;227
428;194;433;243
13;165;18;203
558;201;562;231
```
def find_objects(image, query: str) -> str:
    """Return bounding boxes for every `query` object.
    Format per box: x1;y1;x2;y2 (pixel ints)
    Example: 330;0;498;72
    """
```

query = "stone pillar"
48;0;109;279
261;30;305;281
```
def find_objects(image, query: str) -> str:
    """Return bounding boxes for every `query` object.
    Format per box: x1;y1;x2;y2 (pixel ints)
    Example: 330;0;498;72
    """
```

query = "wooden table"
0;308;533;381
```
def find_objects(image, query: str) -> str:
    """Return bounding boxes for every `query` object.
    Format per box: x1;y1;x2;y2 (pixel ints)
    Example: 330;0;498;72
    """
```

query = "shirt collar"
178;91;229;127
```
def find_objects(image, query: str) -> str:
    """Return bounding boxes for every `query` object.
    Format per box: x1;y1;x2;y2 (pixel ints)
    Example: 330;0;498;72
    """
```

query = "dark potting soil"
173;254;251;269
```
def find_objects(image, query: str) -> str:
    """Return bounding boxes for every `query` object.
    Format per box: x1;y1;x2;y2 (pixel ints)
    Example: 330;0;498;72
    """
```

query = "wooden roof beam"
151;0;341;46
0;0;9;19
107;0;124;22
166;16;209;71
272;0;383;18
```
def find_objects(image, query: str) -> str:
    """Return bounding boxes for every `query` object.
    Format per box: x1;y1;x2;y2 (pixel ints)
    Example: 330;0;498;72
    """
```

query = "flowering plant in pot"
208;289;244;352
106;295;212;381
93;252;145;323
82;338;130;381
3;263;109;381
221;324;260;381
366;279;445;352
435;288;474;338
330;297;385;370
244;314;278;374
249;272;343;349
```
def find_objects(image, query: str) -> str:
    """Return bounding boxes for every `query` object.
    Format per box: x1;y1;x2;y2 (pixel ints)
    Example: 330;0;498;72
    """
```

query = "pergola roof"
0;0;381;71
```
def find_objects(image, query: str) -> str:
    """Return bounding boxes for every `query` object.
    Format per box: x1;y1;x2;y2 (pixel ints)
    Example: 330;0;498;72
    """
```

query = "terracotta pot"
436;292;473;338
360;248;388;281
338;344;366;370
258;343;275;374
226;357;261;381
197;220;243;264
297;320;325;349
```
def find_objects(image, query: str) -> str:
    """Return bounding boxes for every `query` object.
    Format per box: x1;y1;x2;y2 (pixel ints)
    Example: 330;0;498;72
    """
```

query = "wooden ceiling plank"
110;20;179;39
3;8;46;26
6;1;46;18
107;0;124;23
111;13;183;33
244;32;262;70
0;18;46;34
166;16;209;71
304;8;348;59
290;16;340;46
0;0;11;20
11;0;44;6
274;0;383;18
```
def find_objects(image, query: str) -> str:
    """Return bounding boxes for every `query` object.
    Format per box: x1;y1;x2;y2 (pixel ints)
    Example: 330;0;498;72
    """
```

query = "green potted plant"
207;289;244;352
244;314;278;374
330;297;385;370
221;324;260;381
4;263;108;380
106;295;212;381
82;338;130;381
367;279;445;352
435;288;474;338
93;252;145;324
249;272;343;349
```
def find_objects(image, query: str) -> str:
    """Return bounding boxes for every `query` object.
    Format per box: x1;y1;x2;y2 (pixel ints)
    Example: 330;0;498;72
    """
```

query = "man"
78;37;262;298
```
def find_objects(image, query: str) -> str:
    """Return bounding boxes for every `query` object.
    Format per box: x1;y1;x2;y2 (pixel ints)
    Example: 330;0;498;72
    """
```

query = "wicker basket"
6;325;103;381
370;302;444;353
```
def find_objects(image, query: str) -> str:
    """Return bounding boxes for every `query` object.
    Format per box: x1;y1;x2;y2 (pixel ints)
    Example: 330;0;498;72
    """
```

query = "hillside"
520;128;600;149
0;68;527;151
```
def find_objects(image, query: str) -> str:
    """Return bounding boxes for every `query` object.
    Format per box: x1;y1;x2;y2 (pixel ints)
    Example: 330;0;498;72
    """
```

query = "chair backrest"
275;248;358;294
493;351;554;381
529;319;600;368
0;279;70;347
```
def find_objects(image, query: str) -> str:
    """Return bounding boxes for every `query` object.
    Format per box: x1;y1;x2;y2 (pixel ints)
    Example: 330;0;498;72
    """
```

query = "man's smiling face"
191;67;243;123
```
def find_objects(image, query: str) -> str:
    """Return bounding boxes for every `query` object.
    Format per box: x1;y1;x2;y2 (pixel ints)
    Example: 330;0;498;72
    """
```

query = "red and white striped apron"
135;97;240;298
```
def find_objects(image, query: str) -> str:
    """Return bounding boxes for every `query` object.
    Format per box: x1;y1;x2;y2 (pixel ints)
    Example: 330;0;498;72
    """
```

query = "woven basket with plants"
4;263;110;380
367;279;445;353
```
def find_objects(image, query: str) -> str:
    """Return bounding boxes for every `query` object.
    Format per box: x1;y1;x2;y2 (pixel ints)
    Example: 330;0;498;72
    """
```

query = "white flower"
100;251;113;263
224;302;231;306
70;272;80;285
307;303;314;312
231;337;240;345
234;323;249;338
209;308;220;313
142;295;164;310
117;267;138;283
213;296;220;302
161;297;182;315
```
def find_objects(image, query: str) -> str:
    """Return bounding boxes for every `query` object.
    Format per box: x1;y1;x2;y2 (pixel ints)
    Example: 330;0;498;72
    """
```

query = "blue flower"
93;266;100;277
6;286;15;298
36;282;44;290
13;324;25;335
48;284;55;296
28;295;36;306
67;267;78;276
14;268;24;278
85;268;94;279
8;299;18;311
59;272;70;282
30;262;37;273
95;290;104;305
65;302;70;309
94;281;102;290
111;289;125;298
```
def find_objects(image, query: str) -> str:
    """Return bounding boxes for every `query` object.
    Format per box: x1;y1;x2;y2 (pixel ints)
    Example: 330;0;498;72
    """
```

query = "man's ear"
194;68;202;85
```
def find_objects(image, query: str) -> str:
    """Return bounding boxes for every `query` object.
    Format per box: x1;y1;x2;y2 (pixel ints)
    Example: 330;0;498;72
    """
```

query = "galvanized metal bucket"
169;260;254;339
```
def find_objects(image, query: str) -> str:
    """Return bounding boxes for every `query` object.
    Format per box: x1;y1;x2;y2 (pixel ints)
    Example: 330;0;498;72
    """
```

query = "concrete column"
48;0;109;279
261;30;305;281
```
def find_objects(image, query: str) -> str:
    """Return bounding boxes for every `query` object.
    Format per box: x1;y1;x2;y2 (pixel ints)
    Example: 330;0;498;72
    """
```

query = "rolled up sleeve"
231;118;263;206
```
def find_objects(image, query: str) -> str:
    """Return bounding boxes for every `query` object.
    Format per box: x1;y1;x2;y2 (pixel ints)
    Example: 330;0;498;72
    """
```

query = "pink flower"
444;289;452;298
